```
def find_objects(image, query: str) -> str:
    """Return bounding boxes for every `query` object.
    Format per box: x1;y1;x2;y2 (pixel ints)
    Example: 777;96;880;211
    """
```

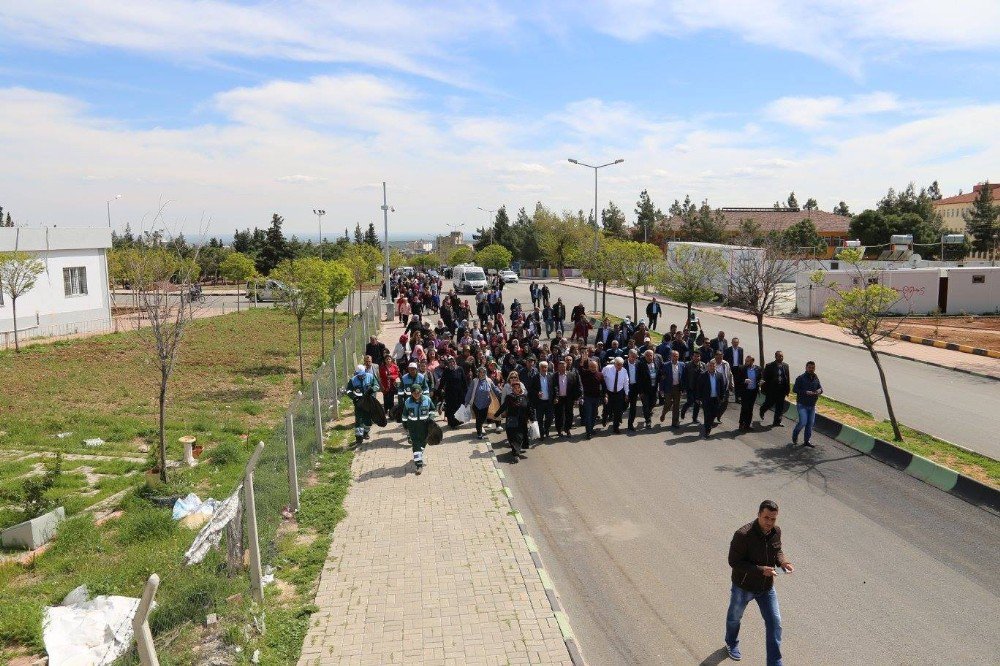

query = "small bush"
209;439;245;467
117;506;175;545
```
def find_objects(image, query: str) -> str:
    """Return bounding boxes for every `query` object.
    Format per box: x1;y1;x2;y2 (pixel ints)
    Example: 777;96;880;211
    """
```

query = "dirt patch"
895;315;1000;351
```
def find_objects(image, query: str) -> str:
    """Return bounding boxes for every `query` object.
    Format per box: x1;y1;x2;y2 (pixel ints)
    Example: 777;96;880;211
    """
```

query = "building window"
63;267;88;296
972;275;986;284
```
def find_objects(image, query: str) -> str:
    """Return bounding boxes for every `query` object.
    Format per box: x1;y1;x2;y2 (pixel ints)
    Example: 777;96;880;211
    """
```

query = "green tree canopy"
476;244;514;271
653;244;727;321
0;251;45;351
536;204;587;281
963;182;999;254
615;241;664;321
602;201;629;239
257;213;291;275
449;246;475;265
271;257;330;385
219;251;257;285
782;219;826;252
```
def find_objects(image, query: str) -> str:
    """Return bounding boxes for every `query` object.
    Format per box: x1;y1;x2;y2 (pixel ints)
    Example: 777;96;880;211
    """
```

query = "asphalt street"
493;416;1000;665
499;280;1000;460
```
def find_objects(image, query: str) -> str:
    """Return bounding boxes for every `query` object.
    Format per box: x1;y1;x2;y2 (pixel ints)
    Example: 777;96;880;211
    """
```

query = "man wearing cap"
345;364;381;447
402;384;436;474
398;361;430;402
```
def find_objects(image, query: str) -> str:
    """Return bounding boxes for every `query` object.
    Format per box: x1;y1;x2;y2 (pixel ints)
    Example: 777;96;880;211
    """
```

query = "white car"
499;269;519;284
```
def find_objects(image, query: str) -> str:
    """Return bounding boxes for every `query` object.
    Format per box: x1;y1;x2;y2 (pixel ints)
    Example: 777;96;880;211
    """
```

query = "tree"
0;251;45;351
342;243;381;314
389;249;407;270
803;198;818;211
615;241;664;321
782;219;826;253
219;252;257;313
653;244;727;323
353;223;364;245
678;200;726;243
634;190;662;243
124;237;202;482
833;201;851;216
325;260;354;351
849;184;945;256
449;246;475;265
257;213;291;275
476;244;513;271
728;235;799;365
786;192;800;211
963;182;999;255
816;249;905;441
363;222;382;251
536;204;587;281
737;218;764;244
413;254;439;270
474;206;514;252
571;236;617;316
927;180;943;201
602;201;629;239
271;257;329;386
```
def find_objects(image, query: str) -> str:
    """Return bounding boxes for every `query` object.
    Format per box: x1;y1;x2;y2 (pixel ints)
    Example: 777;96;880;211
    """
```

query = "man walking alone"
792;361;823;447
725;500;793;664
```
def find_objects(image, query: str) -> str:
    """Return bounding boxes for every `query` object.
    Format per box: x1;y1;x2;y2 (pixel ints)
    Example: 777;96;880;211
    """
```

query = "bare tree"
125;217;204;482
728;235;799;365
653;244;727;324
0;251;45;351
815;249;906;441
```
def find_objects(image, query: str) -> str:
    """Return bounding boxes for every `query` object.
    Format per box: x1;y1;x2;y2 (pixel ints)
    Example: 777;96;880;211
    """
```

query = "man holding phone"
725;500;793;664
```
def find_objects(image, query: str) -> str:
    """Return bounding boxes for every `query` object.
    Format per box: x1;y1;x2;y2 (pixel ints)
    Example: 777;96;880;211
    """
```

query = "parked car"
499;269;519;284
246;279;290;302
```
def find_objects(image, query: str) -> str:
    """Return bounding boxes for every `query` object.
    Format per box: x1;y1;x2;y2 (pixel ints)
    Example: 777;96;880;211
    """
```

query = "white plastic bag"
528;420;541;440
454;404;472;423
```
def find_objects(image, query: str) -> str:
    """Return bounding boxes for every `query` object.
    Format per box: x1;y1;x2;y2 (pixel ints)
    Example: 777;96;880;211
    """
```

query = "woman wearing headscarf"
438;355;469;428
393;335;409;365
495;375;534;461
465;366;502;439
379;356;400;413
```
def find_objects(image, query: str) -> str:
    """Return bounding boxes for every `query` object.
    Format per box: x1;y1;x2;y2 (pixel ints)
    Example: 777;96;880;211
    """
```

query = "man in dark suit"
553;359;582;436
645;298;662;330
672;332;693;362
625;350;642;430
759;351;791;427
697;359;724;438
738;356;761;431
658;349;686;427
528;360;555;440
594;318;615;347
724;337;746;403
636;349;662;429
552;298;567;336
710;330;729;354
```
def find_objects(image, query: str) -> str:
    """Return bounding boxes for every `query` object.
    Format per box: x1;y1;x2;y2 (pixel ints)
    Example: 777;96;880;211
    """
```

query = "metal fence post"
313;378;324;454
244;442;266;604
285;413;299;512
342;333;349;376
331;352;341;420
362;310;368;343
132;573;160;666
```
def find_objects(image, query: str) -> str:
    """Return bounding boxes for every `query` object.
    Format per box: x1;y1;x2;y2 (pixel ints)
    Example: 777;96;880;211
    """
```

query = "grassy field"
0;308;358;663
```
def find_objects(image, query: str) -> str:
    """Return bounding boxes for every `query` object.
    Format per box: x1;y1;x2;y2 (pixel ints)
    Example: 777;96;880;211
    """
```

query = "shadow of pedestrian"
698;647;730;666
355;463;409;481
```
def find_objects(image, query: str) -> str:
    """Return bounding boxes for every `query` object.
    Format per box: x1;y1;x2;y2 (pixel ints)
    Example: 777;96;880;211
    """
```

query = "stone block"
1;506;65;550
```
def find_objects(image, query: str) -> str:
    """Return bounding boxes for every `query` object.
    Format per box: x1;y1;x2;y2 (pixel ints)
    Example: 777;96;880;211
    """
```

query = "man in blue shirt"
792;361;823;447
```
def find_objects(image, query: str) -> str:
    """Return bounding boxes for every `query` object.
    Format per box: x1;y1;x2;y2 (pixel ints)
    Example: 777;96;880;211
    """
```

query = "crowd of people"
350;269;824;473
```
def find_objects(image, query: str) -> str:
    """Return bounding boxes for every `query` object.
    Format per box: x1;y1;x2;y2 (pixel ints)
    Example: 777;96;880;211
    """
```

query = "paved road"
495;418;1000;665
499;280;1000;459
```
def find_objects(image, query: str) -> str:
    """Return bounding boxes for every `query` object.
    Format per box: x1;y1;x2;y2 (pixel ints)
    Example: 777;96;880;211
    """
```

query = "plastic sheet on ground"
171;493;219;521
43;588;152;666
183;483;242;565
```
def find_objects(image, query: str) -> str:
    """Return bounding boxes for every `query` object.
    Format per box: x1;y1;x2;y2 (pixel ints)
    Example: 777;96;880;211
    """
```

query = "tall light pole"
477;206;496;245
381;182;395;321
568;158;624;312
313;209;327;357
107;194;122;228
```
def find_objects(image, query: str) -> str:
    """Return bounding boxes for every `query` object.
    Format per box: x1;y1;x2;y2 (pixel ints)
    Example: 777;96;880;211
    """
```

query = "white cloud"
764;92;902;129
275;175;327;184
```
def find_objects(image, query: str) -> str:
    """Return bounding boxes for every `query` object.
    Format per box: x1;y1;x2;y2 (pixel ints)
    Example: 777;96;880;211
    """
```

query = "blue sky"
1;1;998;239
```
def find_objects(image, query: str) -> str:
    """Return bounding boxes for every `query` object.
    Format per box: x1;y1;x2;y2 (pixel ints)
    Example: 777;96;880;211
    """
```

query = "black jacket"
761;361;791;397
527;371;555;406
496;392;534;429
553;371;582;402
636;357;662;393
729;520;788;593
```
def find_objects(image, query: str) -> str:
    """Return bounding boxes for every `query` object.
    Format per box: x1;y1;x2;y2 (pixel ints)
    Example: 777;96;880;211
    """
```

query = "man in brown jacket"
725;500;794;664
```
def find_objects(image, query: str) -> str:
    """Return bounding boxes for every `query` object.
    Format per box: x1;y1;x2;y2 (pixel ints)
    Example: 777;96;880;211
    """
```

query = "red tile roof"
666;208;850;235
934;183;1000;206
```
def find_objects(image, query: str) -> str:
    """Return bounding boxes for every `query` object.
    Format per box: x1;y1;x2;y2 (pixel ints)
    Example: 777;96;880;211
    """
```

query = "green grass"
0;308;358;663
814;395;999;488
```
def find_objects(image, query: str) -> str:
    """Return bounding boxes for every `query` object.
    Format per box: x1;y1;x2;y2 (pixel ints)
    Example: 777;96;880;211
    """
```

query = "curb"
550;280;999;381
774;399;1000;516
883;331;1000;359
481;441;587;666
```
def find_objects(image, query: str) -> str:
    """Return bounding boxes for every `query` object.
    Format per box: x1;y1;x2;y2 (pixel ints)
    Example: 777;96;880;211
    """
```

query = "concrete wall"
796;266;1000;316
0;228;112;340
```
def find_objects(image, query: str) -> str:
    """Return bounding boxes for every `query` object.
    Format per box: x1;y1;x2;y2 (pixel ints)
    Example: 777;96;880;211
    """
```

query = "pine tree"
634;190;661;242
833;201;851;216
927;180;942;200
963;182;999;254
364;222;382;250
786;191;800;211
258;213;290;275
601;201;629;239
353;223;364;245
803;198;818;211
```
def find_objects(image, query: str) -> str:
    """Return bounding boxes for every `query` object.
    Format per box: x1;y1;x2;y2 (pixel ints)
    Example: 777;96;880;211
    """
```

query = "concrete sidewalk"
299;320;576;666
553;278;1000;379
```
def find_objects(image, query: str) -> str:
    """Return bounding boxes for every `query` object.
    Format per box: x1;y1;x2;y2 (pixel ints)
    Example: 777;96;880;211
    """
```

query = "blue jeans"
792;404;816;443
725;584;782;665
582;396;600;434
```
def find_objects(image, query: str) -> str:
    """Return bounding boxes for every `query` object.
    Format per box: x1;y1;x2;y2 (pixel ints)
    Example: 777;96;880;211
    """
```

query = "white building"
0;227;113;344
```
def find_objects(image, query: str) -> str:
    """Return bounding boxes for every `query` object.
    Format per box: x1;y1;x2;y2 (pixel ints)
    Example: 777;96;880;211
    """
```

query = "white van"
452;264;488;294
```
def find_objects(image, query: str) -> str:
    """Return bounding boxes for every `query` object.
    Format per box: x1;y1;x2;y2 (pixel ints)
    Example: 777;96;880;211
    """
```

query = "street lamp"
477;206;496;245
381;182;395;321
107;194;122;228
312;209;326;259
567;158;624;312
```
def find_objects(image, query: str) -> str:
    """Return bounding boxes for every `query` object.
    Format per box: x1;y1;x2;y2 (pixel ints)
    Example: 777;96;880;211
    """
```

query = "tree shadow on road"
698;647;730;666
715;442;864;491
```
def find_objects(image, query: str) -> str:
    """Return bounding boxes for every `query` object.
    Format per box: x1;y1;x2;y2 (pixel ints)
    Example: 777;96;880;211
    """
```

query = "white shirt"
730;346;742;367
539;374;550;400
602;365;629;395
627;361;638;385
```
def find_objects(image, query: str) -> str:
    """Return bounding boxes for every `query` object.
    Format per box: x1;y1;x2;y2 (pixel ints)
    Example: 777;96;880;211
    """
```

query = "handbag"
426;419;443;445
527;420;541;441
454;404;472;424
